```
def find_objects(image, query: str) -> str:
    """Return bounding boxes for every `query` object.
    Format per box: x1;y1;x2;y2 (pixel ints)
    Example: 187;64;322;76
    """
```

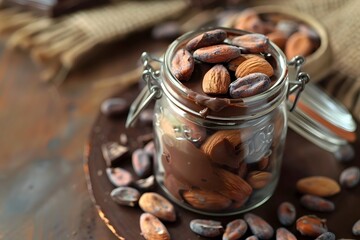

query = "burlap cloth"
251;0;360;121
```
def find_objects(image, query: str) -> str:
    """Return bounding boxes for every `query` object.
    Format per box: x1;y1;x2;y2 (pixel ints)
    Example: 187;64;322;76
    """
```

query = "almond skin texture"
285;32;314;59
296;215;328;237
139;192;176;222
202;64;231;94
186;29;227;51
296;176;341;197
231;33;270;53
246;171;272;189
140;213;170;240
230;73;271;98
193;44;241;63
235;57;274;78
181;189;232;211
228;54;262;71
171;48;194;81
215;168;253;203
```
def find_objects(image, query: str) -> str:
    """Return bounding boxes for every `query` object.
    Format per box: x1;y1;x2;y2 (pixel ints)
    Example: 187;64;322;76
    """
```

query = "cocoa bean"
223;219;248;240
190;219;224;238
315;232;336;240
296;215;327;237
110;186;140;207
193;44;241;63
353;219;360;236
135;175;155;190
300;195;335;212
144;140;156;158
171;48;194;81
276;227;297;240
339;166;360;188
186;29;227;51
139;192;176;222
140;213;170;240
276;20;299;38
106;167;133;187
132;148;152;178
277;202;296;226
100;98;129;116
231;33;270;53
245;236;259;240
244;213;274;239
229;73;271;98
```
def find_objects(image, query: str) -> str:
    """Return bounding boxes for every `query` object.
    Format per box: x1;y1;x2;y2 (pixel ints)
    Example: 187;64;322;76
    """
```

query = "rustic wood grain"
0;33;169;240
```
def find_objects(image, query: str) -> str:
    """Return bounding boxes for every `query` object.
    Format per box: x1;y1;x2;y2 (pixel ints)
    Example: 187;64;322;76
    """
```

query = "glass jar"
127;28;309;216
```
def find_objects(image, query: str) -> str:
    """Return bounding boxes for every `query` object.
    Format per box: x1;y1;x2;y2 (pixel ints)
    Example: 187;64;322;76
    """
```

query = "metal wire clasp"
287;56;310;112
125;52;162;128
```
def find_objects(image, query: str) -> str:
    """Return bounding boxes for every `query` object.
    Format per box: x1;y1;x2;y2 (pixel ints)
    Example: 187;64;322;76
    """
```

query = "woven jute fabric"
252;0;360;121
0;0;188;83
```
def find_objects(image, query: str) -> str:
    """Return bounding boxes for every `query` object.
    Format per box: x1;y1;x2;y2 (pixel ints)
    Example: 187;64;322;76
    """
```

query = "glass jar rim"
162;27;288;120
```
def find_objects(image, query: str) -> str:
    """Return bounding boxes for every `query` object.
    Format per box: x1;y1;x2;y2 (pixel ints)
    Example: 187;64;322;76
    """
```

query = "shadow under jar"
127;28;308;216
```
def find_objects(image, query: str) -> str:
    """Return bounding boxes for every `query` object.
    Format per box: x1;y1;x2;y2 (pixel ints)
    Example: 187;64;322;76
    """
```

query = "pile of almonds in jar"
171;29;276;98
229;8;321;60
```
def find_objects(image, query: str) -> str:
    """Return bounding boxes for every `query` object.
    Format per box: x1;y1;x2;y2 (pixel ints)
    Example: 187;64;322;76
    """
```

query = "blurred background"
0;0;359;239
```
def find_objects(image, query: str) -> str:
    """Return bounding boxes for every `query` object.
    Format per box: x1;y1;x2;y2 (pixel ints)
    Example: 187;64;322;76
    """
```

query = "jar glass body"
146;28;290;216
153;92;288;216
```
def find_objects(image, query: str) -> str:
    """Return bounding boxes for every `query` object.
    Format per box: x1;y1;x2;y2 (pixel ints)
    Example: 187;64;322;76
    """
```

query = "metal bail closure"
125;52;162;128
287;56;310;112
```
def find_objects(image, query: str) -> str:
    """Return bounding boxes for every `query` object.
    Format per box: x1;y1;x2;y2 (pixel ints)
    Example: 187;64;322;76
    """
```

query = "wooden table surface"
0;32;168;240
0;30;359;240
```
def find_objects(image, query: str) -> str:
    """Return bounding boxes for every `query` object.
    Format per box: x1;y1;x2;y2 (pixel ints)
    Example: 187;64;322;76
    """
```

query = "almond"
200;129;252;168
193;44;241;63
227;54;262;71
246;171;272;189
235;57;274;78
139;192;176;222
285;32;314;59
231;33;270;53
186;29;227;51
140;213;171;240
215;168;253;202
296;176;341;197
202;64;231;95
181;189;232;211
171;48;194;81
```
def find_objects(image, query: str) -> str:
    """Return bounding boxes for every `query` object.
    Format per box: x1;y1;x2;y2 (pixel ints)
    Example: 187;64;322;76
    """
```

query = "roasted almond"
231;33;270;53
246;171;272;189
235;57;274;78
140;213;170;240
285;32;314;59
171;48;194;81
296;176;341;197
296;215;328;237
186;29;227;51
181;189;232;211
215;168;252;202
139;192;176;222
202;64;231;95
200;129;252;168
193;44;241;63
